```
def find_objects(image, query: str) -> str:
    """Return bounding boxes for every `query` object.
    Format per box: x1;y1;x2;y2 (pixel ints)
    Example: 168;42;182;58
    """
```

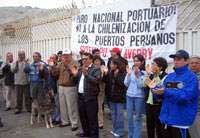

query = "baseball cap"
62;48;72;55
110;47;121;54
169;50;189;60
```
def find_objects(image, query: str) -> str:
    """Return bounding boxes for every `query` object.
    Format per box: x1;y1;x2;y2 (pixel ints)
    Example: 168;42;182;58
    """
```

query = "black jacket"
76;64;101;100
107;56;128;72
2;64;14;86
105;70;127;103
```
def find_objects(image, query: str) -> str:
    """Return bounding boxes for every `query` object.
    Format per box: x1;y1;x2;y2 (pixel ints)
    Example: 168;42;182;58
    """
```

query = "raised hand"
114;69;119;76
126;65;131;76
70;66;78;76
134;66;140;77
82;66;88;76
101;65;108;75
145;64;151;75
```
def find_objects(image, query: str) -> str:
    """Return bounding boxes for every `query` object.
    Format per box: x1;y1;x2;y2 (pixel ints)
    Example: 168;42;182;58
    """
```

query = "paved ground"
0;91;147;138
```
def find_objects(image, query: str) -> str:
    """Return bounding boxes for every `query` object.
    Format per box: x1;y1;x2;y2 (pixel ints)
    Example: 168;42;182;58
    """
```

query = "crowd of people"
0;47;199;138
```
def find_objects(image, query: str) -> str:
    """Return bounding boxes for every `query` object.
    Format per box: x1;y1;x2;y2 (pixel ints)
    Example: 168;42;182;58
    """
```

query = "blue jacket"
24;61;48;84
159;64;198;126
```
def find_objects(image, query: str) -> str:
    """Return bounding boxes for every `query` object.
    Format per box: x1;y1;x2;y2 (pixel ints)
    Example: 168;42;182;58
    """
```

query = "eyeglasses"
82;58;89;61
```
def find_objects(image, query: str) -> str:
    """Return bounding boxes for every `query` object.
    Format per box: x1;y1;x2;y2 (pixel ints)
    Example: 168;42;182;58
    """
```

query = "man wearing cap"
51;49;79;131
189;56;200;138
159;50;198;138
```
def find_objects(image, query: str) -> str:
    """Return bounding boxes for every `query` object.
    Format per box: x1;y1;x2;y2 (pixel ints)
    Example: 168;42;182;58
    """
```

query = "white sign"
71;2;177;62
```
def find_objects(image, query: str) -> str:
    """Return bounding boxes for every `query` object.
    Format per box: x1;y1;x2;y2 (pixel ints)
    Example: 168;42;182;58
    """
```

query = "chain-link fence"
0;0;200;62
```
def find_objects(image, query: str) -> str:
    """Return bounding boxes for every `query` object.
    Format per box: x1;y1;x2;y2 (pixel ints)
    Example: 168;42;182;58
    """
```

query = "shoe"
59;123;70;127
0;118;3;127
113;133;121;137
110;131;121;137
75;133;90;137
110;131;115;135
71;127;78;131
15;111;21;114
52;121;61;125
0;122;3;127
5;108;11;111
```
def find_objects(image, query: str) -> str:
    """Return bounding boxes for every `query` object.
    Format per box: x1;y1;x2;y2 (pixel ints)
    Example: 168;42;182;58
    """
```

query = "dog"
30;89;54;129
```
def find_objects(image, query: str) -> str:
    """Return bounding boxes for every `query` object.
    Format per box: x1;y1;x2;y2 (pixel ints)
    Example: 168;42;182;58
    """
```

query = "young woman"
124;54;146;138
144;57;168;138
105;59;127;138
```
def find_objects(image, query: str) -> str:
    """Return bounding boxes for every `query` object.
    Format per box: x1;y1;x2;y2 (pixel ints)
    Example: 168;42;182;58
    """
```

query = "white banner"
71;2;177;62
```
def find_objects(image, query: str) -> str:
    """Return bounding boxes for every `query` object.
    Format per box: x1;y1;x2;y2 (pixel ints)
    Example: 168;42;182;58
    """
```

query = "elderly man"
11;51;31;114
24;52;48;100
2;52;15;111
51;49;79;131
189;56;200;138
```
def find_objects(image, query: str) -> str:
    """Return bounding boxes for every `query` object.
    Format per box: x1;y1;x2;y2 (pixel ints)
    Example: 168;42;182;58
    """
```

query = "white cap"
62;48;72;55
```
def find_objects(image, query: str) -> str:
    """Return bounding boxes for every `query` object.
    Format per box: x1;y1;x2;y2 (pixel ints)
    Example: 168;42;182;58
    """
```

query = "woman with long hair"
124;54;146;138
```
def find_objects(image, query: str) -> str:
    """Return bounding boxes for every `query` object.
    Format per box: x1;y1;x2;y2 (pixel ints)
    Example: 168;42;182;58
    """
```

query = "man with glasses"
71;52;101;138
159;50;198;138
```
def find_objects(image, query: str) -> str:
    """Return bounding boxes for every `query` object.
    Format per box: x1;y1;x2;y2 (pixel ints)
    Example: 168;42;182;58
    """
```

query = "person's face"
50;55;57;63
82;55;92;67
94;51;101;57
111;52;118;58
189;58;200;73
18;52;25;61
6;53;13;62
61;54;71;64
94;59;101;68
33;53;40;62
133;57;142;68
152;62;161;74
110;61;117;71
174;57;188;68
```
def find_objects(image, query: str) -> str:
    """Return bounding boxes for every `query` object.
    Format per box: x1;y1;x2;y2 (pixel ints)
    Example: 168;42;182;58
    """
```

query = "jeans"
52;93;61;122
126;96;144;138
110;102;125;137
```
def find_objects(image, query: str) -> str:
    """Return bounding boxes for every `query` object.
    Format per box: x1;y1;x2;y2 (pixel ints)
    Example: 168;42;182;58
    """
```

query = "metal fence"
0;0;199;62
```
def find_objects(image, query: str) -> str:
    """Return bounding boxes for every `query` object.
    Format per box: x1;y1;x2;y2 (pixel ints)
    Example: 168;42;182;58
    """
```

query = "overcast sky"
0;0;116;9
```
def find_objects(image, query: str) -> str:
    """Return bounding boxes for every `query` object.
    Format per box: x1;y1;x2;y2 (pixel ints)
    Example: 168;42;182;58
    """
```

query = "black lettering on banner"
76;5;176;49
77;15;88;23
154;19;166;31
78;35;88;44
129;32;176;46
95;35;125;46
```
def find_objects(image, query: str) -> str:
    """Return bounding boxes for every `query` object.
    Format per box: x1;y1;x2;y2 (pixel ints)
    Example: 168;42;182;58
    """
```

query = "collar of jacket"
174;64;189;75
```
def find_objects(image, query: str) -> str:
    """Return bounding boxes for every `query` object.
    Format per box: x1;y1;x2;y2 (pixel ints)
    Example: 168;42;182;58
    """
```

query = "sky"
0;0;115;9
